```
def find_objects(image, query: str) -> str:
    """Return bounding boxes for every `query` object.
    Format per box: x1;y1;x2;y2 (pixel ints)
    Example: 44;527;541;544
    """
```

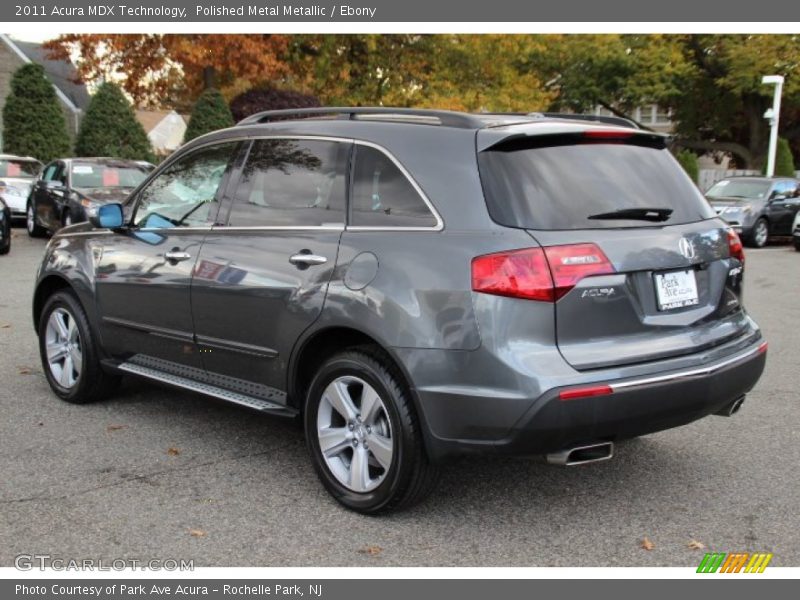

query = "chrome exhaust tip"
546;441;614;466
715;396;745;417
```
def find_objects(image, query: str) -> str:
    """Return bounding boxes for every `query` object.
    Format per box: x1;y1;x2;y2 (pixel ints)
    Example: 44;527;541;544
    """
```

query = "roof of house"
1;35;91;112
135;109;183;133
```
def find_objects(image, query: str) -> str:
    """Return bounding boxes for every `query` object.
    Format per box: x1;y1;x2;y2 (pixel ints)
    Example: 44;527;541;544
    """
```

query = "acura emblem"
678;238;696;260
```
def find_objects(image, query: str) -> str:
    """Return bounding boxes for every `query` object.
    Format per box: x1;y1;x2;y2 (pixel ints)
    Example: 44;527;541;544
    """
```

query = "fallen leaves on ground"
188;528;206;538
0;323;10;328
357;545;383;556
688;539;706;550
640;537;655;551
17;366;33;375
106;424;127;432
166;447;181;456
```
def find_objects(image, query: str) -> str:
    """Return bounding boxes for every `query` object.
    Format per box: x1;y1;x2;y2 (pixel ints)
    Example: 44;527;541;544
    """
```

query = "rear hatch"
476;125;749;370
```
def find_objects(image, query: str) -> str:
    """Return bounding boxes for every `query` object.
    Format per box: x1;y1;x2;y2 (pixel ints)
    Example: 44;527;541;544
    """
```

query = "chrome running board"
118;361;297;417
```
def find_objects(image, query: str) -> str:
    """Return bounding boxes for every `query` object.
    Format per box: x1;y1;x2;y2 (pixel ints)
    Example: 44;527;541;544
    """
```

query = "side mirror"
90;203;124;229
46;180;63;190
770;192;787;201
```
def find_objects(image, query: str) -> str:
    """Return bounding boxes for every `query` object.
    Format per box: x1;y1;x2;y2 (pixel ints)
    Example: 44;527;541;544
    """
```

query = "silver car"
0;154;43;221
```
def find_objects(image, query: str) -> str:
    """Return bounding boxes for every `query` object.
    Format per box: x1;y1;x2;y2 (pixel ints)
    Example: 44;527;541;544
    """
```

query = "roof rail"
236;107;485;129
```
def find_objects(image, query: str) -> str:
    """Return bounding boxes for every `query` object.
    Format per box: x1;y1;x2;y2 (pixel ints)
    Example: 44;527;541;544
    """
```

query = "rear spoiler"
477;126;669;152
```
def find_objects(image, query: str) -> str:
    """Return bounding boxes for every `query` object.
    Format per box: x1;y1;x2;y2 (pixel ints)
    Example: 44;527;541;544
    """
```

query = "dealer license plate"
654;269;699;311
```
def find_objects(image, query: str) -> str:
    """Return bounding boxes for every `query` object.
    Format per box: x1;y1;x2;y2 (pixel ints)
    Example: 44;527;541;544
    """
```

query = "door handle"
165;250;192;263
289;253;328;267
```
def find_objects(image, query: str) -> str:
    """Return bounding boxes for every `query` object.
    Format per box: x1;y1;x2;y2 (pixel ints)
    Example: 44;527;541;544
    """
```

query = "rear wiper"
587;207;673;222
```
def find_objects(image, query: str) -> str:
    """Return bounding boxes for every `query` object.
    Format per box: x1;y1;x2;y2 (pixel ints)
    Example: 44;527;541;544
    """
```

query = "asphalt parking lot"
0;228;798;568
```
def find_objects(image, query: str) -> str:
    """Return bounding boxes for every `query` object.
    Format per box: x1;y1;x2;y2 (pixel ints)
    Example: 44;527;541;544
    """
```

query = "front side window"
227;138;348;227
41;163;58;182
133;142;238;228
350;145;437;228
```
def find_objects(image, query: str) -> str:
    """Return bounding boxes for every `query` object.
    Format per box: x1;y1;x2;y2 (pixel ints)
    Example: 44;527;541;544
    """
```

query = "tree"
2;63;71;162
774;138;796;176
230;86;320;122
44;34;290;109
74;82;154;161
184;88;234;142
287;34;552;111
675;149;700;183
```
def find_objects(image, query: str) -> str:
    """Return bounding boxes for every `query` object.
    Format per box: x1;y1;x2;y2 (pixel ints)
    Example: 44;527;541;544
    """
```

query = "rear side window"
227;138;348;227
478;139;715;230
350;145;437;228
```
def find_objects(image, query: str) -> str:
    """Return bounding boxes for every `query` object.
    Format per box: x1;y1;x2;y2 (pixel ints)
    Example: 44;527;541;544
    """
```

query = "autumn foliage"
45;34;289;108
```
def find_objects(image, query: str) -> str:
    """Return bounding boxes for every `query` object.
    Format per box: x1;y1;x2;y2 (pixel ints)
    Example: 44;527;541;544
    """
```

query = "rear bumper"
408;336;766;460
493;340;766;456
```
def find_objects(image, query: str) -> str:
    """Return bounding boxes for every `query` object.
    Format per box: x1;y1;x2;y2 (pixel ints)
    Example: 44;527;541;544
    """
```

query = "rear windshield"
478;140;715;230
0;159;41;178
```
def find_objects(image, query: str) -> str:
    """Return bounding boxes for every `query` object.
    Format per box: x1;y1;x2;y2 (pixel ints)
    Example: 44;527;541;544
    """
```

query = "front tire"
38;290;120;404
304;348;439;514
747;218;769;248
0;218;9;255
27;202;46;238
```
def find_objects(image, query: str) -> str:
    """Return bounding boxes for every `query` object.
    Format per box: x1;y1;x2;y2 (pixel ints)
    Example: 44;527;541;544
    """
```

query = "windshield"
0;159;41;178
705;180;771;200
478;140;715;230
71;163;150;189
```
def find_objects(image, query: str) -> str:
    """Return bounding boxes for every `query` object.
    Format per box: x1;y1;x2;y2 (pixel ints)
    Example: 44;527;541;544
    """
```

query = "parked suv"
32;108;767;513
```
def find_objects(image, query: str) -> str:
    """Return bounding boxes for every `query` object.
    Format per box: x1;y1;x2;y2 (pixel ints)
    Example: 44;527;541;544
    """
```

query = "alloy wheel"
755;221;768;247
44;308;83;389
26;205;35;234
316;375;394;493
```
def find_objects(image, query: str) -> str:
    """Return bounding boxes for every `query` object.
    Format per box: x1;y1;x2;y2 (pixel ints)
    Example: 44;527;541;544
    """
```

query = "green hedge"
183;88;234;143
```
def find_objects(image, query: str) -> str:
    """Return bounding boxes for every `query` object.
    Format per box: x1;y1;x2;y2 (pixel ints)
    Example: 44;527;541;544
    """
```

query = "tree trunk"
202;66;216;90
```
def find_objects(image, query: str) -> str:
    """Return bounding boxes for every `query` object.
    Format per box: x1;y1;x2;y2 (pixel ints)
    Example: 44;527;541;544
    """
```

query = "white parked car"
0;154;43;221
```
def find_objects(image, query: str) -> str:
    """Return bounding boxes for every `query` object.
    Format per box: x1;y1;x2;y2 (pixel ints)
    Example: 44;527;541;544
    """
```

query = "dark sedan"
26;158;153;237
705;176;800;248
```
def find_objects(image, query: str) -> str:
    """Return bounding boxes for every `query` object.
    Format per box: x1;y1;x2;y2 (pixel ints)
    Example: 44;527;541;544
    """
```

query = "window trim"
212;135;444;232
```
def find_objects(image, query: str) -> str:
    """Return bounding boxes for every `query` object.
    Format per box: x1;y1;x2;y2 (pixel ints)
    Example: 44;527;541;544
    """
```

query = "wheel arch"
288;324;439;461
33;274;74;331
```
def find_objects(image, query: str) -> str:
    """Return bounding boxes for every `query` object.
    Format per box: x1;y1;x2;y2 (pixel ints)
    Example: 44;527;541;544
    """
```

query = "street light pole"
762;75;784;177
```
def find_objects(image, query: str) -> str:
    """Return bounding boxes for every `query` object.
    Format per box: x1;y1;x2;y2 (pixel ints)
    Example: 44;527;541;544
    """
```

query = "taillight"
727;229;745;264
471;243;615;302
471;247;555;301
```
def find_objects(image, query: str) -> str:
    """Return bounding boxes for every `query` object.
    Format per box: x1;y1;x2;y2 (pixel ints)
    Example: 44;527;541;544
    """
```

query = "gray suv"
32;108;767;513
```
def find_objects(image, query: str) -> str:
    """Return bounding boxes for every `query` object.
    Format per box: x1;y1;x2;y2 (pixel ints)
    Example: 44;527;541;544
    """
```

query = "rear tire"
27;202;46;238
794;240;800;252
746;218;769;248
304;347;439;514
38;290;120;404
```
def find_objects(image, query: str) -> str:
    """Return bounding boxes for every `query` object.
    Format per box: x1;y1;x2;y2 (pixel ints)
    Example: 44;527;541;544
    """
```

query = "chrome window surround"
61;135;445;234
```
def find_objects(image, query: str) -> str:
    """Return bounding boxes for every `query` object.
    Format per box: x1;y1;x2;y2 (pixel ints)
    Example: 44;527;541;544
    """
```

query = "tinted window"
71;163;150;189
227;139;348;227
134;142;238;228
350;145;437;228
706;179;771;200
478;140;716;230
0;159;41;178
